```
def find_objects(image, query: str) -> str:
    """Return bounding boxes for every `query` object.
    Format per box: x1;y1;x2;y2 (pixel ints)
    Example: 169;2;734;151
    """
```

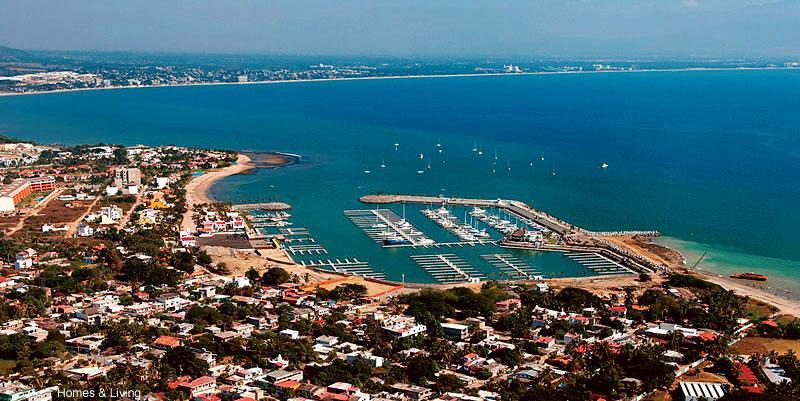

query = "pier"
301;258;385;279
410;254;483;284
344;209;434;247
564;251;632;275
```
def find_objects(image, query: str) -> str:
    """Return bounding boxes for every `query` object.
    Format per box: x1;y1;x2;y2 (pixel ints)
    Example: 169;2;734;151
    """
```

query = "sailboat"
394;143;400;150
364;168;371;174
507;162;511;172
540;152;545;161
494;149;499;161
472;141;478;152
380;160;386;168
426;162;432;170
551;167;556;176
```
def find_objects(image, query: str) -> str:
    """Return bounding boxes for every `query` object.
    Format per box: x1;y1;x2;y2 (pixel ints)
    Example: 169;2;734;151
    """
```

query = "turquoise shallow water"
0;70;798;285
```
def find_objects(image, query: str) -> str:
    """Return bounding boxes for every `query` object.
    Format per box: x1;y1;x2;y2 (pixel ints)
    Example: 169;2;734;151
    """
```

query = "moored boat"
730;272;768;281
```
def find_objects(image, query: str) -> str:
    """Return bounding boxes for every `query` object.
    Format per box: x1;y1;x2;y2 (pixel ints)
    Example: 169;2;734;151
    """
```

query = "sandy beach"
699;271;800;317
619;234;800;317
181;153;254;231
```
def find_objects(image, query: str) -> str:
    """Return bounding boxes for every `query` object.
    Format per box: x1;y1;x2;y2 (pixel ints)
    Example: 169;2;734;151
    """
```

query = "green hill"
0;45;32;61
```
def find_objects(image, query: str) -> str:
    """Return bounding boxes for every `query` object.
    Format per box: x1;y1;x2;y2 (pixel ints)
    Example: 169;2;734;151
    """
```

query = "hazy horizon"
1;0;799;58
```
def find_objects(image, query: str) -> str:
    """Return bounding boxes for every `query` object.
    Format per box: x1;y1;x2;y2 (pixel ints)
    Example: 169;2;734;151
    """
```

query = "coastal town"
1;45;799;97
0;136;796;401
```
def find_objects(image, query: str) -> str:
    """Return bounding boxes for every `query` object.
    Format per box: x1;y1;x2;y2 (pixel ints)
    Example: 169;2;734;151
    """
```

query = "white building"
678;381;727;401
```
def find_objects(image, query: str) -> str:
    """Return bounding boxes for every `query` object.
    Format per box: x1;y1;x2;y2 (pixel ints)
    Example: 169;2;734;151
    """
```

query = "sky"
0;0;798;57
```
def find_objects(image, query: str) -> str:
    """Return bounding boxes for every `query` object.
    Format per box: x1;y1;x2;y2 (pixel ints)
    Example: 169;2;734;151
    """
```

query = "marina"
410;253;484;284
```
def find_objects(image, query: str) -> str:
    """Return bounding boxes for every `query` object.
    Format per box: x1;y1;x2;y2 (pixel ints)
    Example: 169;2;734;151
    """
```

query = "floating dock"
564;252;631;275
286;243;328;256
410;254;483;284
302;258;385;279
481;253;541;280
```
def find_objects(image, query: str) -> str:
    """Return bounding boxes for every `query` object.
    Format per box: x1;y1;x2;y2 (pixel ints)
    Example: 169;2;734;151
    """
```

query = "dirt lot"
14;200;93;237
197;234;253;249
730;336;800;355
300;275;406;298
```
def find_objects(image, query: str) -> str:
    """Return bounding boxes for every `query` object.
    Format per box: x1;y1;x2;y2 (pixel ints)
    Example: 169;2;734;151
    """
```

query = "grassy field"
0;359;16;375
744;298;779;320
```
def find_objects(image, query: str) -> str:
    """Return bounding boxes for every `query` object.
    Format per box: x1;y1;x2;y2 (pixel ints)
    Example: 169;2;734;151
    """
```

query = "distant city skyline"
1;0;798;57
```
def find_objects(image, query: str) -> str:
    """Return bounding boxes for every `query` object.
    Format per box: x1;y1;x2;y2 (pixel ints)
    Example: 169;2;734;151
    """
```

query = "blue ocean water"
0;70;798;286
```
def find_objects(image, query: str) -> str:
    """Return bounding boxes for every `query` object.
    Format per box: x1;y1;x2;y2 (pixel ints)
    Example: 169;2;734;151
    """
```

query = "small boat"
730;272;768;281
364;169;371;174
418;153;424;160
394;143;400;150
383;236;410;245
417;170;425;174
426;162;432;170
600;163;609;169
529;162;534;167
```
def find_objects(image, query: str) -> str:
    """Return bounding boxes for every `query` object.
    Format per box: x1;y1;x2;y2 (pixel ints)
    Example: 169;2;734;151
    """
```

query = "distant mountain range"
0;45;32;61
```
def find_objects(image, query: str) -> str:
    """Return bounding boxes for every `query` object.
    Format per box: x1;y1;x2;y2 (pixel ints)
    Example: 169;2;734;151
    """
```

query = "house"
346;351;384;368
280;329;299;340
382;316;427;338
535;336;556;349
153;335;183;350
390;383;434;400
314;335;339;347
175;376;217;398
156;293;183;312
14;250;34;270
77;224;95;237
65;334;105;354
74;307;106;325
441;323;470;341
179;231;196;247
265;369;303;384
496;298;522;312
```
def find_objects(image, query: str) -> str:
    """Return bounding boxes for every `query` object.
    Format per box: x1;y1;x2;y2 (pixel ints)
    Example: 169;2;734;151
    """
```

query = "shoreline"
1;66;796;98
181;153;254;231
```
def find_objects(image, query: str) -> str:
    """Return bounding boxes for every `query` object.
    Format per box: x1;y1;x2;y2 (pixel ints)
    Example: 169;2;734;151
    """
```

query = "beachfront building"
0;177;56;212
